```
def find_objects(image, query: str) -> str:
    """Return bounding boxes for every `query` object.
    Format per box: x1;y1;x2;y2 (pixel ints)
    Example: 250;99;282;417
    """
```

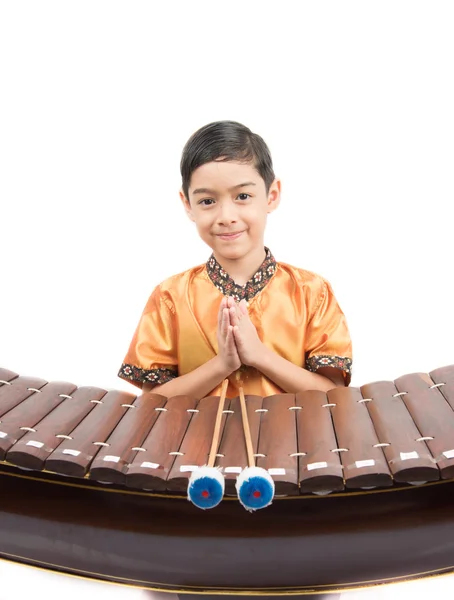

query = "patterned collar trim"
206;247;277;302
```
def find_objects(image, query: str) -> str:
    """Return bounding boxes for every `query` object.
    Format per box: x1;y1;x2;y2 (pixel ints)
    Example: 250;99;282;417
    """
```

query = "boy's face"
180;161;280;261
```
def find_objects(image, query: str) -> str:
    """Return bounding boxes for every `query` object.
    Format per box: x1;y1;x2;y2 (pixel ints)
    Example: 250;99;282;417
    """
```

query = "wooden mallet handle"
207;378;229;468
238;383;255;468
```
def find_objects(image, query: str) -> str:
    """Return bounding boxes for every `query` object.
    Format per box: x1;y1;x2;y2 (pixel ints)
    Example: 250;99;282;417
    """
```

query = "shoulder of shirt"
146;263;207;303
276;260;330;290
141;264;206;315
155;263;206;289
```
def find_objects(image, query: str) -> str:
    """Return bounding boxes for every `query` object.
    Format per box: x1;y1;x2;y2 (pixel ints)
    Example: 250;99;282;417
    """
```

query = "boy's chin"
213;246;252;261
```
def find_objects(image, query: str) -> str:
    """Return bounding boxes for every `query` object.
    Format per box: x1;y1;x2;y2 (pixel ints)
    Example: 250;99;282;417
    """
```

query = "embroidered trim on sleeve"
118;363;178;387
306;355;353;377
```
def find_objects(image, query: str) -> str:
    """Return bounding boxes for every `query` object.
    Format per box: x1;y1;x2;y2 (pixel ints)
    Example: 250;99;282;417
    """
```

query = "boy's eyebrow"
192;182;256;195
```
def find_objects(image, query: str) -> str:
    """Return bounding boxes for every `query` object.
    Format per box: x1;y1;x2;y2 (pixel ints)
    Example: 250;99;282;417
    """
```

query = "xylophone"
1;365;454;496
1;363;454;597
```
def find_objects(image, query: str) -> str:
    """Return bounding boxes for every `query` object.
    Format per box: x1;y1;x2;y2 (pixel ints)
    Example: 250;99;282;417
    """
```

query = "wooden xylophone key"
215;395;263;495
430;365;454;410
0;368;19;383
89;391;167;485
360;380;438;484
232;385;275;511
255;394;298;495
6;386;106;470
295;390;344;494
394;371;454;480
327;387;392;489
125;395;198;491
187;380;229;509
0;381;77;461
167;395;231;492
0;374;48;418
45;390;135;478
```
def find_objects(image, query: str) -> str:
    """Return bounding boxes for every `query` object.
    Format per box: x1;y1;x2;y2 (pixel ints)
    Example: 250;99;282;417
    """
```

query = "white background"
0;1;453;391
0;1;453;598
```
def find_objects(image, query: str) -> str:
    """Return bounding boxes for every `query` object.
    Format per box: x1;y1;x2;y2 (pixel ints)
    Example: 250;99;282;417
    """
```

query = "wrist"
212;355;236;378
250;342;271;370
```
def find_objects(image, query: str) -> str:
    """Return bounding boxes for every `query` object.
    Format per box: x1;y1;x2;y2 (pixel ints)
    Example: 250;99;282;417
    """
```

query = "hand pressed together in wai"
216;296;264;372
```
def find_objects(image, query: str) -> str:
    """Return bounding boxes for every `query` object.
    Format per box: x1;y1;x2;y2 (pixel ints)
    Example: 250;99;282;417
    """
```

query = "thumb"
232;325;243;347
239;299;248;315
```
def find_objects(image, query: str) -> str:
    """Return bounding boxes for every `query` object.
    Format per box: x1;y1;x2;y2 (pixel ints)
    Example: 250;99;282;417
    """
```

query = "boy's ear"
267;178;281;214
179;189;195;222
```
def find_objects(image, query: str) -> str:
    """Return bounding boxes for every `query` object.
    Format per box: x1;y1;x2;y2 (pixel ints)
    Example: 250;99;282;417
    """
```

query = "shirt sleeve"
117;286;178;389
304;279;353;386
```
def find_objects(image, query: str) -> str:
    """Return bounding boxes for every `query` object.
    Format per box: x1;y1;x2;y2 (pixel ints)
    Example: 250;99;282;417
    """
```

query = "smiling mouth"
217;231;244;240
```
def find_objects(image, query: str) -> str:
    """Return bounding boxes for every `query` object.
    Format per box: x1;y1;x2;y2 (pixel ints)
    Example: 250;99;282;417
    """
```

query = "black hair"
180;120;275;200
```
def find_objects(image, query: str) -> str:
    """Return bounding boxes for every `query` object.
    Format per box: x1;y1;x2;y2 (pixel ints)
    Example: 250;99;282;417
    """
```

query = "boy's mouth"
216;231;244;241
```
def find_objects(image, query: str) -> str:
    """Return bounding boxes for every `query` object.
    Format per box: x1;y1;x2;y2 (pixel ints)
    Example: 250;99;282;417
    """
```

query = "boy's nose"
216;201;238;224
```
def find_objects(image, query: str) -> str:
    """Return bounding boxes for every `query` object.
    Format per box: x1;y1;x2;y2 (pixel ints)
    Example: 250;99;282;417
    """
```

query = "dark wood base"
2;467;454;594
178;595;342;599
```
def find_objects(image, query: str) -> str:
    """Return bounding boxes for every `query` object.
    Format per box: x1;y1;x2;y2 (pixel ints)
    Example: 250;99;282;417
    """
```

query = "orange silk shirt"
118;248;352;397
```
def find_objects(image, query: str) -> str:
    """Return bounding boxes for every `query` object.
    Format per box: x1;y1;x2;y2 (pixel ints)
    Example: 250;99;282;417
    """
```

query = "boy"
118;121;352;399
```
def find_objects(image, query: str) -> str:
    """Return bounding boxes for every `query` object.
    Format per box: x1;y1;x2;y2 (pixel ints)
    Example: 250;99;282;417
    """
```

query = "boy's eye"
198;193;250;206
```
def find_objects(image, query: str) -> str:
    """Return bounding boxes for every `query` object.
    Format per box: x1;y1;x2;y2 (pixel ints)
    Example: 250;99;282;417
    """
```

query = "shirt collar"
206;247;277;302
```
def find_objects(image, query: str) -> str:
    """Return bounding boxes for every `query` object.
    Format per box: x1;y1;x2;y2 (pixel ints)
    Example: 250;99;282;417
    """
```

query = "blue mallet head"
236;466;275;512
187;466;225;510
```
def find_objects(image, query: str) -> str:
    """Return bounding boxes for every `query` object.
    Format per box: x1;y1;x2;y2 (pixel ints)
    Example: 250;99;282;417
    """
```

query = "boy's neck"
213;246;267;287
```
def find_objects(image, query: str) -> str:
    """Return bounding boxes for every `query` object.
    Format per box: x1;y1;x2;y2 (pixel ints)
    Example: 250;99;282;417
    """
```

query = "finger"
224;307;231;334
218;297;226;329
229;306;239;327
226;325;237;353
232;326;243;355
231;303;243;322
239;299;248;315
221;308;230;337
